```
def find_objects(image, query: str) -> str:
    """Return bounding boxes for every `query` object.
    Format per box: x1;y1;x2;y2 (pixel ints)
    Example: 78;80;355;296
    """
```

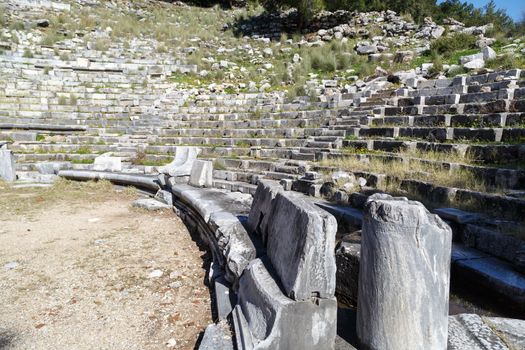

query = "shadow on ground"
0;328;16;350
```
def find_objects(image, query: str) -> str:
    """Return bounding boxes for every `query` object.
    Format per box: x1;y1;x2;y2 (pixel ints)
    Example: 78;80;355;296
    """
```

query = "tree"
261;0;325;26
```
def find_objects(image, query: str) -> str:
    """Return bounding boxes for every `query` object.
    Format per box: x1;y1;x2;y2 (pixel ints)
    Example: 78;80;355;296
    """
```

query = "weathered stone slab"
154;189;173;206
209;211;256;284
132;198;172;211
357;194;452;350
237;258;337;350
189;160;213;187
448;314;508;350
266;190;337;301
58;170;160;191
484;317;525;349
93;153;122;172
35;161;71;175
0;149;16;182
451;244;525;310
158;146;201;177
171;184;255;284
247;179;284;244
198;321;234;350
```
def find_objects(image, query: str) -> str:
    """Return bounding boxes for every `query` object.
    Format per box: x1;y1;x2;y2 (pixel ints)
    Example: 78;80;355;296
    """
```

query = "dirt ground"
0;180;212;350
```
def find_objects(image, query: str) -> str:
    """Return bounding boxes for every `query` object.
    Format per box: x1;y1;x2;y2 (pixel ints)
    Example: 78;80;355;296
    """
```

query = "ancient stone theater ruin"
1;0;524;349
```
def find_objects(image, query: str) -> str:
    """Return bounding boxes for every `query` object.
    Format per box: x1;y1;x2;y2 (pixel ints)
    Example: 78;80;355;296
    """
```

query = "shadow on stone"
336;306;358;348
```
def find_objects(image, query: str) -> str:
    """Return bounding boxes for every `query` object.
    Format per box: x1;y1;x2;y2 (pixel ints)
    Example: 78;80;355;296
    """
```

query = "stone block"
247;180;284;244
35;161;71;175
0;149;16;182
448;314;508;350
357;194;452;350
237;258;337;350
154;189;173;206
158;146;201;177
93;153;122;172
484;317;525;349
266;190;337;300
132;198;172;211
209;211;256;284
189;160;213;187
198;321;233;350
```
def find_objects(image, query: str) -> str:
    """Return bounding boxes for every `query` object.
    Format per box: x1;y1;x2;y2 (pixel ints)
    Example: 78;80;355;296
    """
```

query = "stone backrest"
248;180;337;301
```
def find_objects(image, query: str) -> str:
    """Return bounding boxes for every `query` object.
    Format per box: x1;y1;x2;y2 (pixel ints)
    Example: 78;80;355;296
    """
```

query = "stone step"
350;126;524;143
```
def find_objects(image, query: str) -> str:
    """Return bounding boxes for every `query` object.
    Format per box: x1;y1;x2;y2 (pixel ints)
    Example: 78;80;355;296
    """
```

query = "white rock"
148;269;163;279
4;262;18;270
463;58;485;69
482;46;496;60
262;48;273;57
166;338;177;348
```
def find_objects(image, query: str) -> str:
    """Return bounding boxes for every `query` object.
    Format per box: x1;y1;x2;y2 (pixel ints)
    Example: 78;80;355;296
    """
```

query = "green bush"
430;33;477;57
23;48;33;58
485;54;525;70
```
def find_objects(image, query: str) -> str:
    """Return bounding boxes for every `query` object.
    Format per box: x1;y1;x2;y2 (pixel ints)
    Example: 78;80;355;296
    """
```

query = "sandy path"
0;186;211;350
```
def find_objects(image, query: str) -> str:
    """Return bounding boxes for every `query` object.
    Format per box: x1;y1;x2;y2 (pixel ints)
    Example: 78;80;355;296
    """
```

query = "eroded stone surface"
237;258;337;350
0;149;16;182
448;314;508;350
357;194;452;350
266;190;337;300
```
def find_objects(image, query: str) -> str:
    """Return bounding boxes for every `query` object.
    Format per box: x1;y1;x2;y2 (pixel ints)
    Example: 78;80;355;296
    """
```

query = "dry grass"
320;155;493;193
0;179;137;219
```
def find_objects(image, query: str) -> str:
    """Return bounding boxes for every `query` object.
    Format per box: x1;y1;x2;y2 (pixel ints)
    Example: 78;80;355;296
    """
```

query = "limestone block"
158;146;201;177
154;189;173;206
266;191;337;301
247;180;284;244
132;198;171;211
0;149;16;182
460;52;484;65
237;258;337;350
484;317;525;349
482;46;497;61
93;153;122;172
198;322;233;350
35;161;71;175
357;194;452;350
448;314;508;350
464;59;485;70
209;211;256;284
189;160;213;188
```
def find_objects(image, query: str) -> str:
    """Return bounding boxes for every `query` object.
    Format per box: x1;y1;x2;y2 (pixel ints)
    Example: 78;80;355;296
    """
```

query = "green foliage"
485;54;525;70
261;0;516;29
437;0;513;32
40;31;65;46
430;33;477;57
10;21;24;30
427;54;443;77
23;48;33;58
261;0;325;26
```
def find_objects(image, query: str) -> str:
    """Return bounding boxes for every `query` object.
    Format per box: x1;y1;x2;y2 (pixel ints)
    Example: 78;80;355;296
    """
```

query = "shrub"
430;33;477;57
485;54;525;70
427;55;443;77
40;32;64;46
93;38;110;52
23;48;34;58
